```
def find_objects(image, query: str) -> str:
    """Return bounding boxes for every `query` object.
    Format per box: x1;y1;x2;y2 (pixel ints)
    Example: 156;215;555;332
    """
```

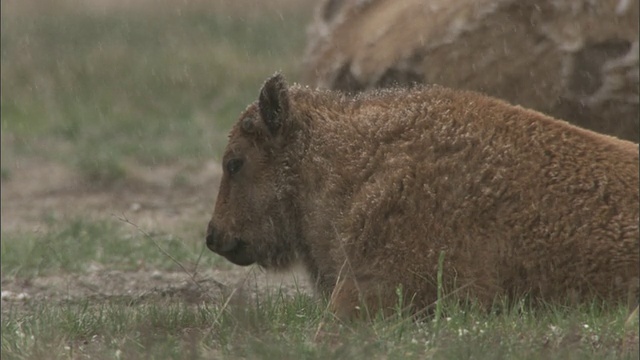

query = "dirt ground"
0;157;314;311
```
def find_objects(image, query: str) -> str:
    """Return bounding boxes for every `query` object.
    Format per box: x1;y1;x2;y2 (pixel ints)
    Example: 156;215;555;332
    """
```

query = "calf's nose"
205;221;217;251
206;221;241;254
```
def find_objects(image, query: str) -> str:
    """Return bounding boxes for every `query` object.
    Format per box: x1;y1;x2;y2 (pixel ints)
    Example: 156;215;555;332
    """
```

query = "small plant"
435;250;446;325
1;167;11;181
76;152;127;187
171;173;190;188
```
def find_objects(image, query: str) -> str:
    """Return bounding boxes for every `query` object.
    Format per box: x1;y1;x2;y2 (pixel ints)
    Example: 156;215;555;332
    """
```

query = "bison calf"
206;73;639;319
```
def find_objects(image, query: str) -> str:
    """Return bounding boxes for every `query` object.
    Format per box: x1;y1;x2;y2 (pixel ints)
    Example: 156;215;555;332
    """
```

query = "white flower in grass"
548;324;561;336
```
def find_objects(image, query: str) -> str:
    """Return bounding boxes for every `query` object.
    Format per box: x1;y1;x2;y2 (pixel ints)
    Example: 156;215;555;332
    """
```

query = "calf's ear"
258;73;290;136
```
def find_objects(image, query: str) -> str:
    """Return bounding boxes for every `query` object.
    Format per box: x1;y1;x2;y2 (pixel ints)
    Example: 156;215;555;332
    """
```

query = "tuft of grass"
1;166;11;181
435;250;446;325
76;151;128;187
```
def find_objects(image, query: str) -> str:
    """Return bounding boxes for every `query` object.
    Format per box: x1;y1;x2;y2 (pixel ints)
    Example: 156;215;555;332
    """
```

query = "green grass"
0;217;220;277
75;151;128;186
1;1;310;173
2;295;637;359
1;166;11;181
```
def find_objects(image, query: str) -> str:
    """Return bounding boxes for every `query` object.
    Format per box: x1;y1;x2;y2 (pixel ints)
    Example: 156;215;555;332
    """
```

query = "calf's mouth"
205;227;256;266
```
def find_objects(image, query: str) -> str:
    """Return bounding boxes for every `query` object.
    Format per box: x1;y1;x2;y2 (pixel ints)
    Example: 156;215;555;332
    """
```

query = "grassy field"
1;0;638;359
2;294;638;359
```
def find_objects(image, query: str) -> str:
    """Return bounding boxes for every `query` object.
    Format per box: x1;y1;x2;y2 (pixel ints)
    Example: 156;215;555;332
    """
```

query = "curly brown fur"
206;73;639;320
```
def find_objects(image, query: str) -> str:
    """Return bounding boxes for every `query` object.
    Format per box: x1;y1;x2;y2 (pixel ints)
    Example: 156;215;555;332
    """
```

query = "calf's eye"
226;158;244;175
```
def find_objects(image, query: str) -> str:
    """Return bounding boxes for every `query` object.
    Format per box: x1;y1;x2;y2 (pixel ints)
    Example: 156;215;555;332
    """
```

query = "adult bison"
303;0;639;142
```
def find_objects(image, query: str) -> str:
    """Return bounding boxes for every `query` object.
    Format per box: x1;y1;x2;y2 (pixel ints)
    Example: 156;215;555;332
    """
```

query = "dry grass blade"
114;213;225;293
625;305;639;330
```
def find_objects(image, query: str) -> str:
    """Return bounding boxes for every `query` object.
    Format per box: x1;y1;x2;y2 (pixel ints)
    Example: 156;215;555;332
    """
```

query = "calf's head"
206;73;300;269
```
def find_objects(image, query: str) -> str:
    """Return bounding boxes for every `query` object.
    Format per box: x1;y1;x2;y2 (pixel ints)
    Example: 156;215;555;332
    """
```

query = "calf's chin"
205;224;256;266
216;240;256;267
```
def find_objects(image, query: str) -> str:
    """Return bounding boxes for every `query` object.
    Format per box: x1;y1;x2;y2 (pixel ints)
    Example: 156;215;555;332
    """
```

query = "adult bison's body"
303;0;639;142
206;74;639;319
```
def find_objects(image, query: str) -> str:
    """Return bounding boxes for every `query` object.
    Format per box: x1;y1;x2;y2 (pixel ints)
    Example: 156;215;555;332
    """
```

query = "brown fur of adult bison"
206;73;639;320
303;0;640;142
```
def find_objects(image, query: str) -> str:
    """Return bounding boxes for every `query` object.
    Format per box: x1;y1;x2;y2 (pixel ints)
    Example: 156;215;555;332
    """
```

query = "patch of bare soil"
1;157;313;311
1;157;219;233
1;267;313;314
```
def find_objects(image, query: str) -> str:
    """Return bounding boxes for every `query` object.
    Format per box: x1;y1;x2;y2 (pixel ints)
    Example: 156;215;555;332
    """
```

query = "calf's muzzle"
205;221;256;266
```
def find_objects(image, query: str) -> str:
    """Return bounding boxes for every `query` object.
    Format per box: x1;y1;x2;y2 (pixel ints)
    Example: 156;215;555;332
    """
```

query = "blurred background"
2;0;313;186
303;0;639;142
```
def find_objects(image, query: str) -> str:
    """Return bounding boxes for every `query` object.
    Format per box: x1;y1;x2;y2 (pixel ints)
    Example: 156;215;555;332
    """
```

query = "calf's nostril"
218;238;240;253
205;226;216;249
205;223;242;254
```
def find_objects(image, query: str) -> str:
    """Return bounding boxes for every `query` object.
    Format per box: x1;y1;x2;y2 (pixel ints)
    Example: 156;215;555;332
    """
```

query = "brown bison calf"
206;73;639;319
